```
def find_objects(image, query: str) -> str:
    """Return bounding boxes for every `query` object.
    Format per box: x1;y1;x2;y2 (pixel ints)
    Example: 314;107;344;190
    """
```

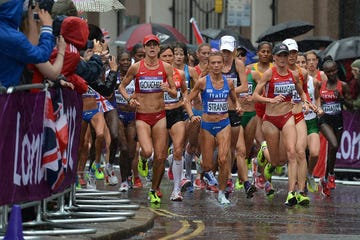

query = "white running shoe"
105;164;118;186
218;191;230;205
170;191;183;201
119;181;129;192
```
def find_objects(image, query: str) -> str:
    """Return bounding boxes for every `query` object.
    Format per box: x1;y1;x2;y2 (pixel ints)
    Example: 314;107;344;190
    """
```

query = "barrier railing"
0;83;139;238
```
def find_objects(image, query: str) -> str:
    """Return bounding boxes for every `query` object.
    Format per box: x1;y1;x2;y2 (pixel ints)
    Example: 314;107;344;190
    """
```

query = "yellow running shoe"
148;190;161;204
138;156;148;177
235;178;244;190
257;141;268;167
296;192;310;206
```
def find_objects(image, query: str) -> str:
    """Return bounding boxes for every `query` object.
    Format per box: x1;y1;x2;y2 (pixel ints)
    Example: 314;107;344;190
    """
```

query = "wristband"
126;97;132;103
189;115;194;120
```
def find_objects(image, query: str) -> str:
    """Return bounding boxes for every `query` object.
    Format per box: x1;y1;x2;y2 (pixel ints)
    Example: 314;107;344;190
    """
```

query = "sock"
172;159;183;192
184;151;194;179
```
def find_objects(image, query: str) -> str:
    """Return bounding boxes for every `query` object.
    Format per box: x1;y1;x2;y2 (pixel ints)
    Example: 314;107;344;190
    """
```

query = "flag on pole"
190;17;204;45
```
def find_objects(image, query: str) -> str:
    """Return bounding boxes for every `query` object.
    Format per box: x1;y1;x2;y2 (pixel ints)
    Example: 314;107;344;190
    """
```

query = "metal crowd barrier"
0;83;140;238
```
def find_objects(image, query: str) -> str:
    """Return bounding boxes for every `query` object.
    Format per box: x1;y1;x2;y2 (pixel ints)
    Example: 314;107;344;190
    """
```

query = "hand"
270;95;285;104
57;35;66;53
92;40;103;53
160;82;170;92
317;107;324;117
190;115;201;124
235;105;244;116
59;79;74;90
128;98;140;108
38;9;53;27
108;56;118;72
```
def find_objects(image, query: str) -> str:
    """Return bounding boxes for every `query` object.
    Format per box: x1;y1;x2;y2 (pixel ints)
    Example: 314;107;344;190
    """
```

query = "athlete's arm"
119;62;140;106
234;58;248;94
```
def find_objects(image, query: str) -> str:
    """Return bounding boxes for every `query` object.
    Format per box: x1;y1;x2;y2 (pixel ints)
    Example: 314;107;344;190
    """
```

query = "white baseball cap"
220;35;236;52
282;38;298;52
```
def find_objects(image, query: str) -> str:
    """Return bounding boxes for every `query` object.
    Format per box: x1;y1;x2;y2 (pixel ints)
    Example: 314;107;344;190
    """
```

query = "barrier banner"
0;89;82;205
335;110;360;168
313;110;360;178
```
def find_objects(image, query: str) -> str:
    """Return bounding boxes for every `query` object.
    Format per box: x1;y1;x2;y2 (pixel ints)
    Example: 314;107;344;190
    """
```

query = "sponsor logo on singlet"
139;76;163;93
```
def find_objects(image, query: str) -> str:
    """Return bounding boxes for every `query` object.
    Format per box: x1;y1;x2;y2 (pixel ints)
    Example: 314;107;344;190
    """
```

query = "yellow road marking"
158;220;190;240
148;207;169;217
155;208;185;217
177;220;205;240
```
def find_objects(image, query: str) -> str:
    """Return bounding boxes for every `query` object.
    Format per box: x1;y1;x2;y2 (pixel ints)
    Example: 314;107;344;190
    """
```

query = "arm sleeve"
3;26;55;64
76;55;103;83
89;71;118;97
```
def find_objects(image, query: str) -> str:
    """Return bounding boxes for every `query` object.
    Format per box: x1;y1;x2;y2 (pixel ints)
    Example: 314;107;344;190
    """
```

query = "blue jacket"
0;0;55;87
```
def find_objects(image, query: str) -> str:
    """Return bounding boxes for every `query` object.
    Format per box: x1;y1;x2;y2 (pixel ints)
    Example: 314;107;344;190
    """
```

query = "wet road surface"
124;176;360;240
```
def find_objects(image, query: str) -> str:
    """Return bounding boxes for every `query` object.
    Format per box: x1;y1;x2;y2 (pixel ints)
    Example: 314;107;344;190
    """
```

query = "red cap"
143;34;160;45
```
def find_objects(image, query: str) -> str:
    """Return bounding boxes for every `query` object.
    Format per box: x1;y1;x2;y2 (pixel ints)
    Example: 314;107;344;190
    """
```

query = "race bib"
322;102;342;115
139;76;163;93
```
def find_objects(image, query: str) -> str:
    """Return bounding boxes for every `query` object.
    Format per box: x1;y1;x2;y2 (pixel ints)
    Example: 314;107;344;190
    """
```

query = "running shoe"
170;191;183;201
226;179;234;194
285;191;297;206
138;156;149;177
78;175;87;187
320;177;331;197
254;175;266;189
257;141;268;167
119;181;129;192
235;178;244;190
180;178;192;192
156;188;163;198
264;181;275;198
91;163;105;180
204;171;218;186
244;181;256;198
306;176;318;193
167;167;174;180
148;190;161;204
85;173;96;190
327;175;336;189
264;163;275;181
296;192;310;206
104;164;118;186
274;166;285;176
194;178;206;189
218;191;230;205
206;184;219;193
133;176;143;188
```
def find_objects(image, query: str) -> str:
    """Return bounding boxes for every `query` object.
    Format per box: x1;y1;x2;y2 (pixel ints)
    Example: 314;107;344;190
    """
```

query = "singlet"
164;68;182;104
304;75;317;120
265;66;295;102
184;64;192;89
201;75;230;115
222;60;241;88
253;62;273;77
239;68;257;98
115;78;135;105
320;80;343;115
82;86;97;98
291;66;309;104
135;59;166;93
194;65;202;76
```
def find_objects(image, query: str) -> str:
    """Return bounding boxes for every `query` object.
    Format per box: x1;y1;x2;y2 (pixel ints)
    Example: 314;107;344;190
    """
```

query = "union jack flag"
42;90;68;191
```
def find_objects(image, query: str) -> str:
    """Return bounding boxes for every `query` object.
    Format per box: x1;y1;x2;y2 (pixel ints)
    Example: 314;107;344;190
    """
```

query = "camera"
87;40;94;49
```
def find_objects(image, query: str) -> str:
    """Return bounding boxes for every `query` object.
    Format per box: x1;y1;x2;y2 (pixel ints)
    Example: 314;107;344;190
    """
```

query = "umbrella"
201;28;256;52
72;0;125;12
297;36;334;52
115;23;188;51
320;36;360;61
256;21;314;43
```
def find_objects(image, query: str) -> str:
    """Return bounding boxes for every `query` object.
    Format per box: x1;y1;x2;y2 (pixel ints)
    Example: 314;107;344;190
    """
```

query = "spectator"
0;0;55;87
351;59;360;110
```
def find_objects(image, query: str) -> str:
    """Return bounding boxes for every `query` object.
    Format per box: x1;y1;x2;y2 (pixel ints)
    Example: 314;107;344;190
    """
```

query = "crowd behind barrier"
0;85;82;206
